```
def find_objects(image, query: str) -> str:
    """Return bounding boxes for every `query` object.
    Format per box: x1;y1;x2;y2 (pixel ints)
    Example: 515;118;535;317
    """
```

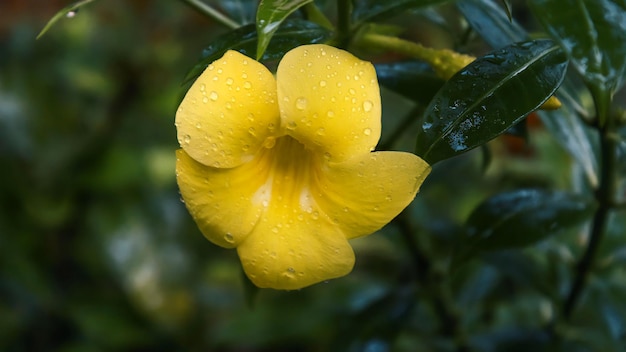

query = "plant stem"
335;0;352;48
562;86;618;319
396;211;470;351
180;0;239;29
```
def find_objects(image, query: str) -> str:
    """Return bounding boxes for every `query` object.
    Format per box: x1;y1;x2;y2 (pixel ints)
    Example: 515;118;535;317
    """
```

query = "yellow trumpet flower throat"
175;44;430;290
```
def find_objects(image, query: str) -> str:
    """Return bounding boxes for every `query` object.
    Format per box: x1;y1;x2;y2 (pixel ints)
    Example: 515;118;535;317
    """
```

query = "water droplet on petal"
319;80;327;87
225;77;233;85
316;127;325;135
195;122;202;129
263;137;276;148
312;211;319;220
224;233;234;243
202;96;209;103
363;100;373;112
248;127;256;136
295;97;307;110
243;81;252;89
363;128;372;136
183;134;191;144
200;84;206;91
386;195;393;201
349;88;356;95
209;91;218;101
327;110;335;117
286;121;297;130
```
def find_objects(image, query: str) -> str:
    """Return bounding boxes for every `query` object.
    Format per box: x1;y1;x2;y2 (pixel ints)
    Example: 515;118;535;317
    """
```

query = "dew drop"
66;10;78;18
225;77;233;85
217;68;223;74
312;211;319;220
200;83;206;92
363;128;372;136
286;121;297;130
202;96;209;103
386;195;393;201
316;127;325;135
209;91;219;101
243;81;252;89
363;100;373;112
183;134;191;144
319;80;327;87
327;110;335;117
263;137;276;148
295;97;308;110
271;227;279;233
224;233;234;243
262;200;269;207
248;127;256;136
349;88;356;95
195;122;202;129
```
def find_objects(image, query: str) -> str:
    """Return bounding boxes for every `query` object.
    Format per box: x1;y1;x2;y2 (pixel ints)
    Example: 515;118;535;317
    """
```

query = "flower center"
251;136;320;212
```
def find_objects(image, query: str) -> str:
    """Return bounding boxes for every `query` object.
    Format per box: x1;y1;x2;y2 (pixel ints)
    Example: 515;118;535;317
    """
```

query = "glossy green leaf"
255;0;313;60
500;0;513;21
415;39;568;164
352;0;453;25
375;61;445;105
483;251;557;299
183;19;332;84
529;0;626;92
457;0;527;48
458;0;599;186
36;0;97;39
464;189;595;254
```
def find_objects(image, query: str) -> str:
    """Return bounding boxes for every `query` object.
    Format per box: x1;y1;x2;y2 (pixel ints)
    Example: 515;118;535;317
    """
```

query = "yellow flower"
175;44;430;290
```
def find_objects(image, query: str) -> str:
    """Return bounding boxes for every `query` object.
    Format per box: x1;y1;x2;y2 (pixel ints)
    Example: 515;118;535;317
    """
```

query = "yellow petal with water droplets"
176;50;280;168
316;151;431;239
277;44;381;162
175;149;269;248
236;204;355;290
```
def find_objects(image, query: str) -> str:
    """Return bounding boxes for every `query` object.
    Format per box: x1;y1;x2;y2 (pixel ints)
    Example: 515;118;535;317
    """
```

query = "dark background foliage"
1;0;625;351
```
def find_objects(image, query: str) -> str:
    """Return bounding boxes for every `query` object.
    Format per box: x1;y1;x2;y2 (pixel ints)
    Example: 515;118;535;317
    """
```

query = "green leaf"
500;0;513;21
183;19;332;84
529;0;626;93
458;0;599;186
256;0;313;60
352;0;453;25
415;39;568;164
457;0;527;48
375;61;445;105
459;189;595;259
36;0;97;39
538;83;599;187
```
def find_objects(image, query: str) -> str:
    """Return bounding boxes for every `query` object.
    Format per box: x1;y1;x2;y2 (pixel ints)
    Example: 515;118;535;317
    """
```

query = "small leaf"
500;0;513;22
352;0;453;25
375;61;445;105
36;0;97;39
457;0;527;49
458;189;595;261
415;39;568;164
183;19;332;84
256;0;313;60
529;0;626;92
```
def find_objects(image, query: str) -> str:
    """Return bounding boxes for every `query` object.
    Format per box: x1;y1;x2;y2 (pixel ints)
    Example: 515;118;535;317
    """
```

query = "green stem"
396;211;470;351
180;0;239;29
562;85;618;319
357;33;474;80
335;0;352;48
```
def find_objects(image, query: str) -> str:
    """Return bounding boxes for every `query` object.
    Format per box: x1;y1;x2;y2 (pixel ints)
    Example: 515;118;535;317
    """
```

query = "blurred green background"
1;1;615;351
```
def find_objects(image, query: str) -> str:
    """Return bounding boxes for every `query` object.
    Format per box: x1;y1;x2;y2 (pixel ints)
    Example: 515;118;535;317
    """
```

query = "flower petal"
176;149;267;248
176;50;280;168
277;44;381;161
237;206;355;290
316;151;431;239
